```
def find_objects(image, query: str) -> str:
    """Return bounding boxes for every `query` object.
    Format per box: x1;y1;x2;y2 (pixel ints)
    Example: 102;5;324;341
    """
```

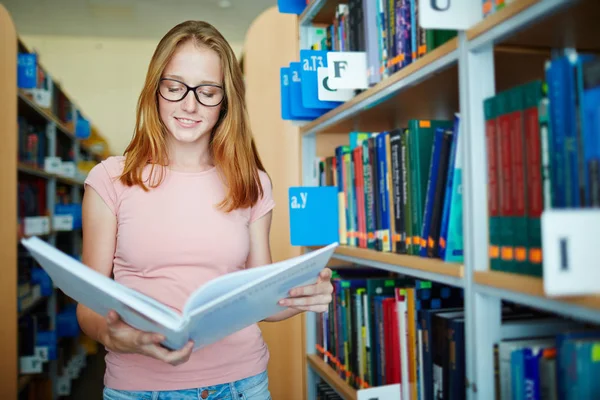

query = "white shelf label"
35;346;49;362
44;157;63;174
56;376;71;396
24;216;51;236
542;209;600;296
357;384;401;400
326;52;368;90
418;0;481;30
59;162;77;178
53;215;74;231
32;88;52;108
19;355;43;374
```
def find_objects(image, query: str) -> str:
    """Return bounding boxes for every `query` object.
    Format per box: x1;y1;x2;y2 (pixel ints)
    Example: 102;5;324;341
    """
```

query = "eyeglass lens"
159;79;224;106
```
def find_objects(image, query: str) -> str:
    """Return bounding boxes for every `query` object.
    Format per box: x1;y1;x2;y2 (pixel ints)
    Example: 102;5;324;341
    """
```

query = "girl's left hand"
278;268;334;313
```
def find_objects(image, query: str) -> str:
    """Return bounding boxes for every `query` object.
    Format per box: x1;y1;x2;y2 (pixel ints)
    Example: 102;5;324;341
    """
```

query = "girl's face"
158;40;224;145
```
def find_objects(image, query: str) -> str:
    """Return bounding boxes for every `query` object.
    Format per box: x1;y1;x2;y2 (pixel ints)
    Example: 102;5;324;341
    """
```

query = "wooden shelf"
468;0;600;51
17;163;54;179
18;163;84;186
313;245;463;287
18;90;74;139
299;0;345;26
307;354;357;400
475;270;600;323
300;38;459;136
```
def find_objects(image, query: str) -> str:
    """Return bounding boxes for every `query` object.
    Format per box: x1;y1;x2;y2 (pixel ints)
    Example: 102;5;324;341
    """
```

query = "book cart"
294;1;600;399
1;6;112;399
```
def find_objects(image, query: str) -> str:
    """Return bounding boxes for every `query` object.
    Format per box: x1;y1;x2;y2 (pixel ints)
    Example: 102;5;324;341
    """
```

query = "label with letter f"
326;52;368;90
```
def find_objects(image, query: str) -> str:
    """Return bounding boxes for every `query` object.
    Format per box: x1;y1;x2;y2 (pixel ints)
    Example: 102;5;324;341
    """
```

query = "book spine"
390;130;405;253
370;136;382;251
420;127;444;257
401;129;412;255
428;128;454;258
377;132;392;252
335;147;348;245
439;115;460;259
582;58;600;207
497;92;515;273
363;139;377;249
523;81;544;277
508;87;528;275
545;59;567;208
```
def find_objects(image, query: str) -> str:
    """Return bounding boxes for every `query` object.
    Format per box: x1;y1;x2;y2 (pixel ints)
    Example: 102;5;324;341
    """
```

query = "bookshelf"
294;0;600;399
1;5;111;399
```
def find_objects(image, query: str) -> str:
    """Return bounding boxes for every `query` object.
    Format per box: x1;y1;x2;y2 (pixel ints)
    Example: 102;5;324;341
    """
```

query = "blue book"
556;330;600;399
438;115;460;259
546;56;570;208
523;346;544;400
376;132;391;251
420;127;445;257
17;53;37;89
443;116;464;263
580;57;600;207
288;186;339;246
277;0;306;15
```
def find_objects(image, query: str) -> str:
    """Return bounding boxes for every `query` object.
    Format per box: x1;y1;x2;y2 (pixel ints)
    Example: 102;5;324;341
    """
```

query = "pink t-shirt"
83;155;275;391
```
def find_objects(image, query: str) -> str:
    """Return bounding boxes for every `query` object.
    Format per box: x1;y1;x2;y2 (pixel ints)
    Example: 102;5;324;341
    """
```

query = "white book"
21;236;338;351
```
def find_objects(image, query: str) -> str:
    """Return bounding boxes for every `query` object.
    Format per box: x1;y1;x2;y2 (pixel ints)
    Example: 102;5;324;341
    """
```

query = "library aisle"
280;0;600;400
3;0;600;399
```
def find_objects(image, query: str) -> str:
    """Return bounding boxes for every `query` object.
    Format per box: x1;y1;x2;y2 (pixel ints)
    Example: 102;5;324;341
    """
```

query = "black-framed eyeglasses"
158;78;225;107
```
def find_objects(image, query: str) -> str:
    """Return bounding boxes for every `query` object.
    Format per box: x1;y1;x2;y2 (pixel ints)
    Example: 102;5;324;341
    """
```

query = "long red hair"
120;20;267;212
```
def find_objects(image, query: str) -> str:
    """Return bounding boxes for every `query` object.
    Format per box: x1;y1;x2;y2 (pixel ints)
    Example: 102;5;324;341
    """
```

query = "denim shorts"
102;370;271;400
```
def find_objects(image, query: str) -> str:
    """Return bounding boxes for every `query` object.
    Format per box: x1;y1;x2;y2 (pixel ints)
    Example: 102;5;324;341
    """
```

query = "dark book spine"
428;129;454;258
390;129;404;253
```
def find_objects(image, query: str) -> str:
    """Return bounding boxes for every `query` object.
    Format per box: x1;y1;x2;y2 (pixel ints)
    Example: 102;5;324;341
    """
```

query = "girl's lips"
174;117;201;128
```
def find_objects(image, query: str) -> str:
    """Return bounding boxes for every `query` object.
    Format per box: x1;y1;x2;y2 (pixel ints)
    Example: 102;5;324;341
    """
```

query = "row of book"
316;268;464;399
485;51;600;277
307;1;456;86
18;52;75;126
316;268;600;400
317;117;463;263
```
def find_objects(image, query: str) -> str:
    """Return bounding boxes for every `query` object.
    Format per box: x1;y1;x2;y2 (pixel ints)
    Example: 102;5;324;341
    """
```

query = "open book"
21;237;338;351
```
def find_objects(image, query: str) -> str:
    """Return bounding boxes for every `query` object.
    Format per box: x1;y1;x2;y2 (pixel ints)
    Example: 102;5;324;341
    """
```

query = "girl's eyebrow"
163;74;221;86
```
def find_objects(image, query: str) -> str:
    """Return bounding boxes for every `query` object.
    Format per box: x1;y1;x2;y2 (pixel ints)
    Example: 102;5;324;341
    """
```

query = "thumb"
106;310;121;326
317;268;332;283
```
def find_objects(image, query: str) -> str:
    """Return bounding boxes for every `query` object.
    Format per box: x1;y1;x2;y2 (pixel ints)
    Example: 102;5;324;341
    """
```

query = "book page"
182;250;315;315
21;237;188;348
184;243;338;350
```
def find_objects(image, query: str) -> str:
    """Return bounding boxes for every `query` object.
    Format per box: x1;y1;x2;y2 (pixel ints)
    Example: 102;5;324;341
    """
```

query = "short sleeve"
84;156;124;216
249;170;276;223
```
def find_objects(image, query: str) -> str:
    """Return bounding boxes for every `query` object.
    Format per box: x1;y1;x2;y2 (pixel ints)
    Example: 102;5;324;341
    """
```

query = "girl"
77;20;334;400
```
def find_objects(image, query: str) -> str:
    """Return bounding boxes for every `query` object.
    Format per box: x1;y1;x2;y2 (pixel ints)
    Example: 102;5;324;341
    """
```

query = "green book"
484;96;502;272
507;86;528;276
407;119;454;256
402;129;413;255
523;81;544;277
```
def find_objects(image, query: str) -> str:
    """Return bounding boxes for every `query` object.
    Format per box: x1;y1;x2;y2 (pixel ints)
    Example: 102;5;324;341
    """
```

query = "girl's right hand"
103;310;194;366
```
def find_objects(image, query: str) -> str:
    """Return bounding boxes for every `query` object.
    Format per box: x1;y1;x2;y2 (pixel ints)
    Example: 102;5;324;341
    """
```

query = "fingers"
289;280;333;297
135;331;165;347
279;293;332;308
145;340;194;366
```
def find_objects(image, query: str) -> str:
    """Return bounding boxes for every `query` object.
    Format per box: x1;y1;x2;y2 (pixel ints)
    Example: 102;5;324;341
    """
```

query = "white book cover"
21;236;338;351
